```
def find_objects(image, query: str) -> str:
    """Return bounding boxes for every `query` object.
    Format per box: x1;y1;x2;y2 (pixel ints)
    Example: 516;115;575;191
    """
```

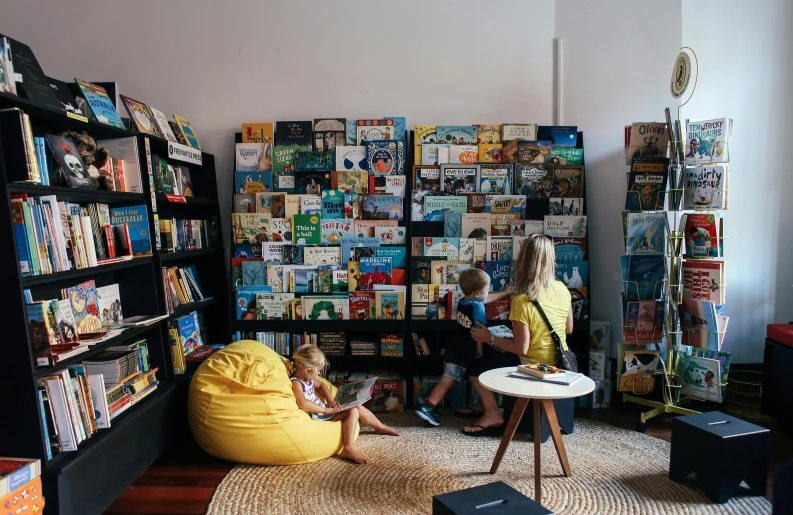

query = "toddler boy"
414;268;512;426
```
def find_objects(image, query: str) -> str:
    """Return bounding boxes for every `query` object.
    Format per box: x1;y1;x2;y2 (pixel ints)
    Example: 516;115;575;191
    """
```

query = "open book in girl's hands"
335;377;378;410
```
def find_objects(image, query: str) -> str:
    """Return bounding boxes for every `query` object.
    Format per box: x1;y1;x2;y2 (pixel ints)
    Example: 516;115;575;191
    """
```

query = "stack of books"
379;333;404;357
318;332;346;356
83;350;140;383
36;344;157;458
168;311;207;374
349;337;378;356
162;265;207;313
11;195;150;276
159;218;214;252
411;333;431;356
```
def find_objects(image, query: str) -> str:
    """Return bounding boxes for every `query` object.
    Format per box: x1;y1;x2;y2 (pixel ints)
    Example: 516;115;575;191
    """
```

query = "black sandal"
461;424;505;437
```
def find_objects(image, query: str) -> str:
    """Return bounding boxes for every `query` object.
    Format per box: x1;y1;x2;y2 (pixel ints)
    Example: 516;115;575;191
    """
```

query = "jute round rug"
206;412;771;515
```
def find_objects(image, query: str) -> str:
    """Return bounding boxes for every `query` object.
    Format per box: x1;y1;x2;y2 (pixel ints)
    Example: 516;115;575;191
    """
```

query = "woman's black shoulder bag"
531;300;578;372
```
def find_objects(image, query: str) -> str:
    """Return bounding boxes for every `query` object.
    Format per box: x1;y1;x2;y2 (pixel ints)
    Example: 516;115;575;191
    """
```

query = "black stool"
432;481;551;515
773;458;793;515
670;411;769;503
502;396;574;443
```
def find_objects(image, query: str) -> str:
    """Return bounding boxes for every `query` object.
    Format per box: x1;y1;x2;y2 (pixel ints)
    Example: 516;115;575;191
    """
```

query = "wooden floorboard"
103;404;793;514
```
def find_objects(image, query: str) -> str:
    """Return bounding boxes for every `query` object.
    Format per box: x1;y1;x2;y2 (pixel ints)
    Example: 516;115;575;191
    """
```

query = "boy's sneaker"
415;403;440;427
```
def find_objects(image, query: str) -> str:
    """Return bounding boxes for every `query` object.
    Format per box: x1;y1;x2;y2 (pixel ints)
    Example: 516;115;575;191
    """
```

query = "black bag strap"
531;300;565;352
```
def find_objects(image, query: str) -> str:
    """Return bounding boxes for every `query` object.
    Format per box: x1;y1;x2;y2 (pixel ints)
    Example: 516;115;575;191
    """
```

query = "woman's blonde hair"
291;344;328;375
513;233;556;300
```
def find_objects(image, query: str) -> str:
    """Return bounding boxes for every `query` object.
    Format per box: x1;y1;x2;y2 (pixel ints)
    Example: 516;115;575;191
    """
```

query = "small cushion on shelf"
187;340;357;465
767;324;793;349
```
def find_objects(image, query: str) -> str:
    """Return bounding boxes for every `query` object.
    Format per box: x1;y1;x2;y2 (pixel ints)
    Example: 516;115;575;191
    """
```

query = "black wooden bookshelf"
142;134;229;349
224;128;592;411
0;94;226;515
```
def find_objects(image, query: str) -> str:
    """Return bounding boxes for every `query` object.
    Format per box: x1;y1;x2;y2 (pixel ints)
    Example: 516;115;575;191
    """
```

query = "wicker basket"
725;370;774;423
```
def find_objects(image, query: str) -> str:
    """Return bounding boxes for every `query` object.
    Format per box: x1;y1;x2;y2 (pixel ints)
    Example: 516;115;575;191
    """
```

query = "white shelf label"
168;141;202;165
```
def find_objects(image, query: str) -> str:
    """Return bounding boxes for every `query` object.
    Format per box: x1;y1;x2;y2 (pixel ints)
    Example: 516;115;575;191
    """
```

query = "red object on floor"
767;324;793;349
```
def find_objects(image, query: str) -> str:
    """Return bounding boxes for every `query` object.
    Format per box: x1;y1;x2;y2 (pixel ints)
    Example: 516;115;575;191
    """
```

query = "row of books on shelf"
232;235;585;295
168;310;210;374
158;217;217;253
235;246;405;287
414;123;580;165
35;342;157;458
153;154;195;196
233;331;318;356
235;286;406;322
620;251;727;304
25;280;127;366
162;265;207;314
616;345;732;404
235;167;406;199
3;107;146;192
11;195;151;275
624;157;729;212
624;119;732;167
231;331;404;358
412;162;582;205
239;122;577;169
621;295;729;349
233;210;405;250
621;211;724;259
234;118;409;194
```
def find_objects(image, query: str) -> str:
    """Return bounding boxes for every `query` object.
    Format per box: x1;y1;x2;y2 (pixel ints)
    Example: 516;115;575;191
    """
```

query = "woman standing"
462;234;574;435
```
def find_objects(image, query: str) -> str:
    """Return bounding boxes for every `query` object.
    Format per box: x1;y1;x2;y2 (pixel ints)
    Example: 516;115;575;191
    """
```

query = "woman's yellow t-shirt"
509;281;572;365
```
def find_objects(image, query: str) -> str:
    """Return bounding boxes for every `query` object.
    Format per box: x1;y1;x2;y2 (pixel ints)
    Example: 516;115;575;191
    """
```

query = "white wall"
682;0;793;362
555;0;682;358
0;0;554;253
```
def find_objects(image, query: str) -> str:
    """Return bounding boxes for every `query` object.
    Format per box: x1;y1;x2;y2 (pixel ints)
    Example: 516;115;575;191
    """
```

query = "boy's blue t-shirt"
456;299;487;330
445;298;487;367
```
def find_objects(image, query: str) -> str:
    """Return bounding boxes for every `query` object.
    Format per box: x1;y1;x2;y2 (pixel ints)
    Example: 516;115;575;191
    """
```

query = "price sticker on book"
168;141;202;165
164;194;187;203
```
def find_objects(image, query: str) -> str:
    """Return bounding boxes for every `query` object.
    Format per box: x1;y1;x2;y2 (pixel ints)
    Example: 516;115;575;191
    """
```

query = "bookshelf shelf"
20;257;154;286
155;194;219;207
159;246;220;263
410;320;460;333
0;91;133;140
44;379;177;470
231;319;407;333
409;355;444;362
6;184;146;205
32;325;160;379
168;297;217;319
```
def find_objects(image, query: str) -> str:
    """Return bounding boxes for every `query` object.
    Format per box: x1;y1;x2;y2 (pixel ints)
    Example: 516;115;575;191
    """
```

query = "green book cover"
551;147;584;166
292;214;321;244
273;145;310;192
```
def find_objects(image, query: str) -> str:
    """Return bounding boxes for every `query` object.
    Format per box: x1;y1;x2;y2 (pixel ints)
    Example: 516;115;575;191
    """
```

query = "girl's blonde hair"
513;233;556;300
291;344;328;375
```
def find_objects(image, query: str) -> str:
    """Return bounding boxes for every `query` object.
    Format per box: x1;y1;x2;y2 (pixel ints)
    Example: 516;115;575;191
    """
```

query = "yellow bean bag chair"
188;340;357;465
